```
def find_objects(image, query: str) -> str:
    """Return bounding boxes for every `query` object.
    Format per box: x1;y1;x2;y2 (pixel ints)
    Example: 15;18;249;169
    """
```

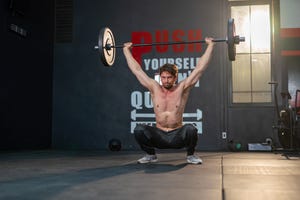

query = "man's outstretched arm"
182;37;215;89
123;42;157;91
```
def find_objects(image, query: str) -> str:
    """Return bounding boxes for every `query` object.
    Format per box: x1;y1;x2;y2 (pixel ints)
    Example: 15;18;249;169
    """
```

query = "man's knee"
184;124;198;134
134;124;146;134
134;124;145;131
183;124;198;140
134;124;149;140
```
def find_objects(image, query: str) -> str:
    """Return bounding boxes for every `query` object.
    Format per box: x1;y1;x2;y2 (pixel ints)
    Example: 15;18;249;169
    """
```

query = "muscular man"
123;38;214;164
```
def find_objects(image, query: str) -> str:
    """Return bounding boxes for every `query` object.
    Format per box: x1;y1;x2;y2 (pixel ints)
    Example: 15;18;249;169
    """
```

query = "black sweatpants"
134;124;198;156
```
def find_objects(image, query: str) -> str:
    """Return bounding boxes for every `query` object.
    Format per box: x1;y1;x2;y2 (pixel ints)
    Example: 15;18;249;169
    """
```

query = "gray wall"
52;0;282;151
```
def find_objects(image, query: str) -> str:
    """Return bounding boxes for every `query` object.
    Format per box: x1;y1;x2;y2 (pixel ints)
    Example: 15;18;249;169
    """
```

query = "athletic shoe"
187;155;202;164
137;154;158;164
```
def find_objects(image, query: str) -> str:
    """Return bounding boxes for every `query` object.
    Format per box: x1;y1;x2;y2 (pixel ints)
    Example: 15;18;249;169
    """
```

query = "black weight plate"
227;18;236;61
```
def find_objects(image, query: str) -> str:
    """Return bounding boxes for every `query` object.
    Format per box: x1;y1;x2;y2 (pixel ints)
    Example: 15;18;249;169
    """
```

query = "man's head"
159;63;178;77
159;63;178;90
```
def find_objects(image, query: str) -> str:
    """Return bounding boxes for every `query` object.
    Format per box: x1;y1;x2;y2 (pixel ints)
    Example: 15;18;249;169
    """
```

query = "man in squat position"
123;37;214;164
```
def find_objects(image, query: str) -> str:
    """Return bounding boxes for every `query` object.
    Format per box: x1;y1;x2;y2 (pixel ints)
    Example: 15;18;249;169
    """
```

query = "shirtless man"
123;38;214;164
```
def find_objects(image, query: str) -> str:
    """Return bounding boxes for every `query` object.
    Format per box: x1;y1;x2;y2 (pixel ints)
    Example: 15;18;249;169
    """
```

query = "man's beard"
163;83;173;90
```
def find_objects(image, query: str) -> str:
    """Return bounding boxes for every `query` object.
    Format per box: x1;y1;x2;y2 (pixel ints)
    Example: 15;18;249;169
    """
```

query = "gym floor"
1;150;300;200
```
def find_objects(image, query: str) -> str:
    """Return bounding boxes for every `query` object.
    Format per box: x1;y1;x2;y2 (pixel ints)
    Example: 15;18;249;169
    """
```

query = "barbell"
95;18;245;67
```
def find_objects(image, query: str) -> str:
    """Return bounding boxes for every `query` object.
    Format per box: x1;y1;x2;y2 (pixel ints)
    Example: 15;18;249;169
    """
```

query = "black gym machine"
269;82;300;152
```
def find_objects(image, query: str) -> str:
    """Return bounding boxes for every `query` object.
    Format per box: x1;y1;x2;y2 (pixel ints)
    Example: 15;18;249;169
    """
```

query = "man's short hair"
159;63;178;77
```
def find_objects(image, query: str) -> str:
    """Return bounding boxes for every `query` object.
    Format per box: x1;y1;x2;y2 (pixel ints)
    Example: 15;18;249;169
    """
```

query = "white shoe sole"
187;159;202;164
137;159;158;164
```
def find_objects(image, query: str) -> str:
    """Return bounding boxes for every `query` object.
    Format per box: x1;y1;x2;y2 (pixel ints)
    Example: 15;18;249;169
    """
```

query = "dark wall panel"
228;108;277;150
0;0;53;150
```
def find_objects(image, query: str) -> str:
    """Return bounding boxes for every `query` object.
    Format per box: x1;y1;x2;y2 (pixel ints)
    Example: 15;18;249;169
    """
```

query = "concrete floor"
1;150;300;200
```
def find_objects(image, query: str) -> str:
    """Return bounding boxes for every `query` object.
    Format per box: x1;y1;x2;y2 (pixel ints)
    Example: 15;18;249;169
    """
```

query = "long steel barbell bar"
95;37;244;50
95;19;245;66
